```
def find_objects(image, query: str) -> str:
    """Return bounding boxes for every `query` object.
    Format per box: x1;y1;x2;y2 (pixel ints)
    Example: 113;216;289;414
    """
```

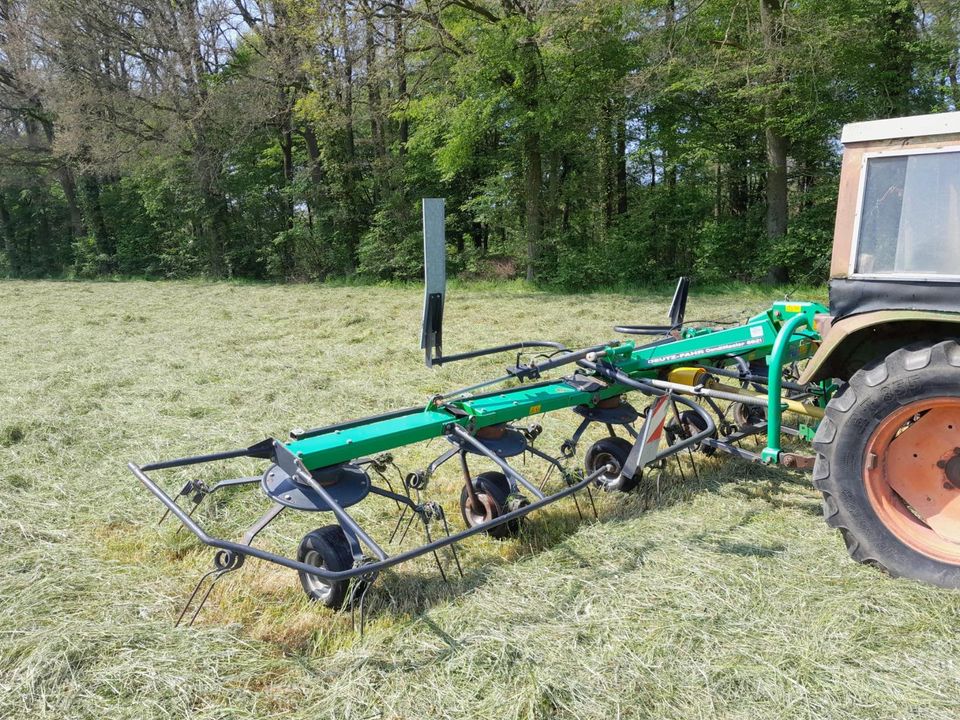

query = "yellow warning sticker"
529;404;542;415
785;303;802;313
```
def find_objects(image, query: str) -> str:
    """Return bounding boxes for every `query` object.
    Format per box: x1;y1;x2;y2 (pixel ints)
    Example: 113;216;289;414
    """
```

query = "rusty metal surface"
780;453;816;470
881;405;960;544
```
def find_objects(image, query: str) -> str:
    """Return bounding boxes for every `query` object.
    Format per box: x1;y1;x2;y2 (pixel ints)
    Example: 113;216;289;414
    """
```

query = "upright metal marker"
421;198;446;367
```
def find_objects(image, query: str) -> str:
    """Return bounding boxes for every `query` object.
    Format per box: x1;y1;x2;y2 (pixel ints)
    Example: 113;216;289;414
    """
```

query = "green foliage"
1;0;957;284
358;196;424;280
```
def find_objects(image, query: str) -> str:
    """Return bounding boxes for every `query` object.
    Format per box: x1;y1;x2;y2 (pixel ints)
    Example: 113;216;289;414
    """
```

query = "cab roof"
841;111;960;145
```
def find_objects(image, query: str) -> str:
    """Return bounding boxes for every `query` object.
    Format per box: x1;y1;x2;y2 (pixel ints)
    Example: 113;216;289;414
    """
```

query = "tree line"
1;0;958;286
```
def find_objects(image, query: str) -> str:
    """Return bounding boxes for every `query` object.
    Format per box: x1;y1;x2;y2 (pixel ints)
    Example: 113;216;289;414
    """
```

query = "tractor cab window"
855;149;960;276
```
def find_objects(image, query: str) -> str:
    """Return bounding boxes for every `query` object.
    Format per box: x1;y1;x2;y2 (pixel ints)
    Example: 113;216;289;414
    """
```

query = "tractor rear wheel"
813;340;960;587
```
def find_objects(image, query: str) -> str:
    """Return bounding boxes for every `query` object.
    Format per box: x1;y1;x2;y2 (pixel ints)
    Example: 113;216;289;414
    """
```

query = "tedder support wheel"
297;525;362;609
459;471;524;539
585;436;640;492
813;340;960;588
679;410;716;456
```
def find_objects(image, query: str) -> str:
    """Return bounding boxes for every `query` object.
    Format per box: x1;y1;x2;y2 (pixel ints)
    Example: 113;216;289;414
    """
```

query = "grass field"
2;279;959;719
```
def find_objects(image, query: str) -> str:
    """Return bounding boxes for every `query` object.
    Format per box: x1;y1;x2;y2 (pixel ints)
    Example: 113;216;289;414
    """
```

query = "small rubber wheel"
679;411;716;456
297;525;355;609
459;471;523;539
731;401;766;430
585;436;639;492
814;340;960;587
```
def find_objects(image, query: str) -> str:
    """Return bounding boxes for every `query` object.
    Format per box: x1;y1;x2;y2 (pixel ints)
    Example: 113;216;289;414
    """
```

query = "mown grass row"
2;280;958;719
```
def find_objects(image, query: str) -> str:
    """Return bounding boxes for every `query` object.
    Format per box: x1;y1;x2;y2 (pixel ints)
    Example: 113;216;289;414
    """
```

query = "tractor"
803;111;960;587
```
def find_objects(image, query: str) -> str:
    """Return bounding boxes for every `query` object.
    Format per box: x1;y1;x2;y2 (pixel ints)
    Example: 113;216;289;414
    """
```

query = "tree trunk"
393;7;408;151
365;7;384;162
521;40;541;282
0;193;17;274
616;110;628;215
524;131;542;282
339;4;355;163
81;175;113;266
760;0;788;241
56;166;86;239
764;128;788;238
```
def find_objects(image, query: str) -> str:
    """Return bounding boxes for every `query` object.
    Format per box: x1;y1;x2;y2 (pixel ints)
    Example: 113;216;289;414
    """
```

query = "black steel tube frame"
698;364;811;394
447;425;547;500
436;342;615;402
430;340;569;366
128;459;614;582
612;324;677;336
131;353;715;585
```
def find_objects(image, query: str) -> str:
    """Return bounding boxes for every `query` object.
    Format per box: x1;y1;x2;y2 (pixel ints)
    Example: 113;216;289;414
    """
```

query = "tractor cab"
829;112;960;315
803;111;960;383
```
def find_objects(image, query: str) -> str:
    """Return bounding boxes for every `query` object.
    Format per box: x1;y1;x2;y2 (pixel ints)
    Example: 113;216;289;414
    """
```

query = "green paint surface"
287;301;829;471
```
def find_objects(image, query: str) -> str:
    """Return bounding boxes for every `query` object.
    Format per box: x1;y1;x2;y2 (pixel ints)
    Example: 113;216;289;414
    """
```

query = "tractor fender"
800;310;960;384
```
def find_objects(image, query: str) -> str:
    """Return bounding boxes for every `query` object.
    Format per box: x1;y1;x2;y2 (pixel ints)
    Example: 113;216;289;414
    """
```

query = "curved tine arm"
431;340;569;366
613;324;678;336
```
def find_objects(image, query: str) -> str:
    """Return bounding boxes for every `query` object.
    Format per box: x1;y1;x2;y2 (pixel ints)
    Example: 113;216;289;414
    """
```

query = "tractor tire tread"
812;338;960;588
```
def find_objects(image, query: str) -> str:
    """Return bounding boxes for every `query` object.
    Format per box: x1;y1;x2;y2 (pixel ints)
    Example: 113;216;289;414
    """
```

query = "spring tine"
439;511;464;579
358;581;370;637
175;566;221;627
159;481;194;525
688;445;701;484
389;507;409;544
538;463;556;492
570;489;584;521
585;485;599;520
398;510;416;545
185;570;230;627
382;474;401;511
350;577;373;637
422;517;448;584
174;495;205;536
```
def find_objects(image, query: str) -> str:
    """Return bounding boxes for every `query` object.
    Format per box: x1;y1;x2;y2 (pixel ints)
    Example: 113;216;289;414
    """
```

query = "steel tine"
398;510;416;545
438;509;464;579
570;489;584;521
585;484;599;520
350;577;373;637
382;473;402;512
388;507;409;544
174;495;204;536
175;566;221;627
538;462;556;492
422;516;448;584
185;569;229;627
159;481;193;525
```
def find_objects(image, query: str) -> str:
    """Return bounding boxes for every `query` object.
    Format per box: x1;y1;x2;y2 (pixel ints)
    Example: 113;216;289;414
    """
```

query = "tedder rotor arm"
129;451;617;584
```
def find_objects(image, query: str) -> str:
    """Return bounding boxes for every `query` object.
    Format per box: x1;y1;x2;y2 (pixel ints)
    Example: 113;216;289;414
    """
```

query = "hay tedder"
130;111;960;626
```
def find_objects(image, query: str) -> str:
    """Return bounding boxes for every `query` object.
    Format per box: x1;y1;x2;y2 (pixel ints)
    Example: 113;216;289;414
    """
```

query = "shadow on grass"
354;447;816;623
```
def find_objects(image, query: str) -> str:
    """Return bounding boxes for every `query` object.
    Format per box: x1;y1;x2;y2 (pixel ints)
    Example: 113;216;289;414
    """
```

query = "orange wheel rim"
863;398;960;563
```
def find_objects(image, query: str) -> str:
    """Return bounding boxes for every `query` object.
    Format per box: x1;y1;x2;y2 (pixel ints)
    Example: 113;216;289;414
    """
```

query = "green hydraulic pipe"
761;313;812;464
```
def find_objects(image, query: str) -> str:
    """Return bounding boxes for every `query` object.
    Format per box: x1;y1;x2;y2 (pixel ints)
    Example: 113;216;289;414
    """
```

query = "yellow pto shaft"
666;367;824;420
